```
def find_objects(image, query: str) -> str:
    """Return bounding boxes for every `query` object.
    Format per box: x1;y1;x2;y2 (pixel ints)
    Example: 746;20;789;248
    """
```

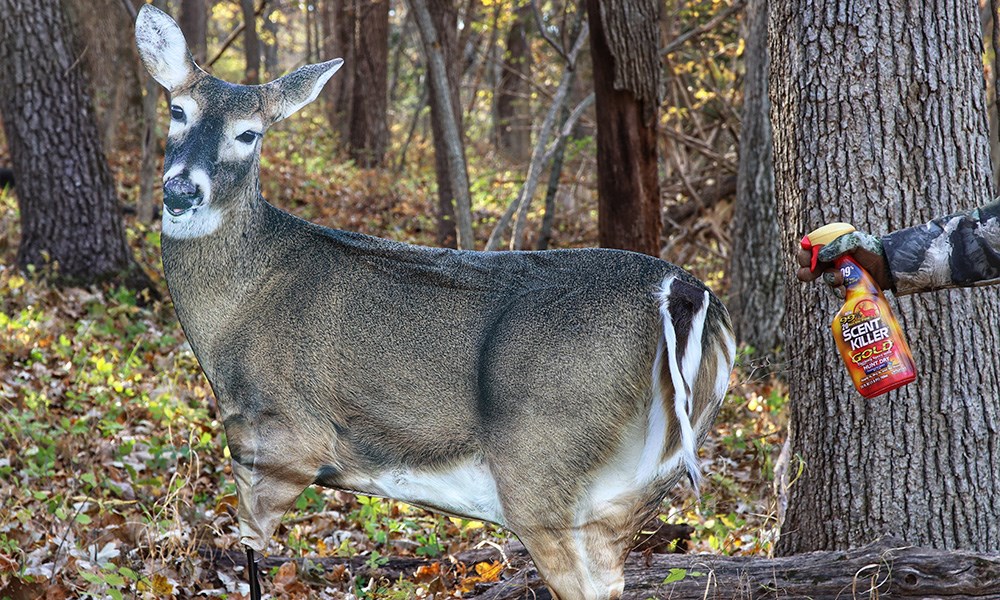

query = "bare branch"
660;0;745;56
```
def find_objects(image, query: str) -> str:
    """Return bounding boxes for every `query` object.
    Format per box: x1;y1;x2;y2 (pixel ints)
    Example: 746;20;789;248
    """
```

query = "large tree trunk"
411;0;475;249
771;0;1000;553
241;0;262;84
0;0;149;290
180;0;208;64
728;0;781;353
586;0;662;257
348;0;389;168
494;2;532;163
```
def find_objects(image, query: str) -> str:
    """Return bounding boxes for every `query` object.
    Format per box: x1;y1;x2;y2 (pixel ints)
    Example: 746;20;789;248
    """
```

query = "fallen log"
469;537;1000;600
203;536;1000;599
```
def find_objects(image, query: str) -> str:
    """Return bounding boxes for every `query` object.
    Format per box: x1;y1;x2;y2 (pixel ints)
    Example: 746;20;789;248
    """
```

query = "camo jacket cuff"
881;200;1000;295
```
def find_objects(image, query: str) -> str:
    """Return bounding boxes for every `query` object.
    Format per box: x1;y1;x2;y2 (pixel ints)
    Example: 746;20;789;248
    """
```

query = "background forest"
3;0;1000;598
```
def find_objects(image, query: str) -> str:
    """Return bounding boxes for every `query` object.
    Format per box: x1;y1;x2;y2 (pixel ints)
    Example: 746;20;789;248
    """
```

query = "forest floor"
0;120;788;599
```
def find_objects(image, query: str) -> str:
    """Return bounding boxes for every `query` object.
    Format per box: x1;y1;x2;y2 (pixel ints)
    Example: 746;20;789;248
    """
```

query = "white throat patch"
162;205;223;239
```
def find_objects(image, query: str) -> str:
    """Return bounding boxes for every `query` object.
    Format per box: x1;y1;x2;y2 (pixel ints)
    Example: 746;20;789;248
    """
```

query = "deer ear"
135;4;198;91
266;59;344;123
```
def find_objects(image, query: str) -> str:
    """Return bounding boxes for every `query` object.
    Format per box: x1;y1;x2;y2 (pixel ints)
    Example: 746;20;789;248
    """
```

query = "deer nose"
163;176;203;216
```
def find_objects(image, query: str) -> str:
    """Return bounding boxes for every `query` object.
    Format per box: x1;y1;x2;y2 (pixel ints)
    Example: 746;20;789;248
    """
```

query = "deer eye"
169;105;185;122
236;131;259;144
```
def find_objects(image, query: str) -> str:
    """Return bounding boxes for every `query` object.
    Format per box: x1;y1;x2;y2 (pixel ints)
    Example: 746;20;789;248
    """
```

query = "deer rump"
168;208;734;558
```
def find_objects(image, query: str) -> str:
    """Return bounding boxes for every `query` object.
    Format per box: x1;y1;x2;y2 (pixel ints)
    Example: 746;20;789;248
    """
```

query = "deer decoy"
135;6;735;598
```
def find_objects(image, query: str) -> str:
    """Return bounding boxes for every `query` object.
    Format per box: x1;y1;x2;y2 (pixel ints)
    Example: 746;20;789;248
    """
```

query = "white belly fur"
343;456;507;526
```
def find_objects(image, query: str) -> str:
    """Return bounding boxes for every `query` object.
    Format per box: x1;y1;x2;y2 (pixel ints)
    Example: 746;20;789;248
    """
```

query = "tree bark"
348;0;389;167
180;0;207;64
494;2;532;163
0;0;150;290
771;0;1000;554
728;0;781;353
586;0;662;257
411;0;475;249
241;0;262;84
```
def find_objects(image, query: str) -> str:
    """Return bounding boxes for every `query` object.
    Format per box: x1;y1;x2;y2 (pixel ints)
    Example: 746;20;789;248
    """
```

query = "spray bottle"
801;223;917;398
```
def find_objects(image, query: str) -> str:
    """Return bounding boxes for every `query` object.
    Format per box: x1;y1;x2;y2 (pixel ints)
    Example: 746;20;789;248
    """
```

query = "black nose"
163;177;202;215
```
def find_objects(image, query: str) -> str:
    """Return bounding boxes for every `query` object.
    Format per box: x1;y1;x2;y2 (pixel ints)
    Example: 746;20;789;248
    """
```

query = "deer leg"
513;522;630;600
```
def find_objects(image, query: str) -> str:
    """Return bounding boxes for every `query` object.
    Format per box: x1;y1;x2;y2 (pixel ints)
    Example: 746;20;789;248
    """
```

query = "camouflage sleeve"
881;200;1000;295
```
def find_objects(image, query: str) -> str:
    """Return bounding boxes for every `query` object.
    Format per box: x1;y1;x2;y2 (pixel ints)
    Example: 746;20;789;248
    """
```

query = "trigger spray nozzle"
801;222;857;272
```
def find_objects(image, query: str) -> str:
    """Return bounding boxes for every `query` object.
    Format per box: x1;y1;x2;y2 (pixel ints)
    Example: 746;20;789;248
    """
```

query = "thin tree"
771;0;1000;553
180;0;207;63
728;0;781;353
348;0;389;167
0;0;152;290
495;2;532;163
241;0;262;83
410;0;475;250
262;2;281;79
322;0;355;139
585;0;662;257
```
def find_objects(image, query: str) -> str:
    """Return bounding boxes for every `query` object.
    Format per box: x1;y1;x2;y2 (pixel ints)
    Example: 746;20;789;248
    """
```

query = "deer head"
135;5;342;239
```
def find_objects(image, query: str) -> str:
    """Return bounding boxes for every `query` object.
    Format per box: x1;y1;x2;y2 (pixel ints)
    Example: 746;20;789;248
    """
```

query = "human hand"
796;230;893;293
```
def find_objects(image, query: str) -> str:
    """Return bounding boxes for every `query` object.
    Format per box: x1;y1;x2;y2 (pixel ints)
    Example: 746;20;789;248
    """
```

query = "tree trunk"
728;0;781;353
262;2;280;79
348;0;389;167
322;0;355;138
586;0;662;257
494;2;532;163
0;0;149;290
411;0;475;249
241;0;261;84
180;0;208;64
771;0;1000;553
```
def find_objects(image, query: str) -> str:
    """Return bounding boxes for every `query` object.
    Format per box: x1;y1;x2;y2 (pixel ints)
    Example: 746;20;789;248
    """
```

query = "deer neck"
161;192;275;363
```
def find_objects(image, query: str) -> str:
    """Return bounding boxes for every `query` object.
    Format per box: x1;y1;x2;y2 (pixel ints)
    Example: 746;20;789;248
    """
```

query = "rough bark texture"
0;0;142;287
728;0;781;353
180;0;208;64
348;0;389;167
770;0;1000;553
241;0;262;84
206;539;1000;599
586;0;662;257
495;3;532;163
413;0;473;249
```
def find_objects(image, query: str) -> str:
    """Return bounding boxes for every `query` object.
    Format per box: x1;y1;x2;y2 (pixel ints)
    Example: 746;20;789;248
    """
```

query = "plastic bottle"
801;223;917;398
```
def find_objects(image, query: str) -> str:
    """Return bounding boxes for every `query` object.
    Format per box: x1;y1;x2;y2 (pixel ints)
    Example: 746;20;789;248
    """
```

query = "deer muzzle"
163;176;203;216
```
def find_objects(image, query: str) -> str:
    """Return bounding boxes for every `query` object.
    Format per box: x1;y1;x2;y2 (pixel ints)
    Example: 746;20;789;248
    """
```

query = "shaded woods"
2;0;1000;598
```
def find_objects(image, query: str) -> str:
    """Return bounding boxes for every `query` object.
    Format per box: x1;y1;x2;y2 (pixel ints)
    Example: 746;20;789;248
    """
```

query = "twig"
660;0;746;56
206;0;269;69
532;0;569;62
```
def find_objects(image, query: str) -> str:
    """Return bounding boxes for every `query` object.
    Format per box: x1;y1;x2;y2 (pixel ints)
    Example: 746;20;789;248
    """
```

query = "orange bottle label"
830;257;917;398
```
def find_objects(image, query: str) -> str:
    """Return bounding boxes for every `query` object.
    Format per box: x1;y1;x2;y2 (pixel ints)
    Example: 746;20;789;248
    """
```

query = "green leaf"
663;568;687;584
79;571;103;585
75;513;92;524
